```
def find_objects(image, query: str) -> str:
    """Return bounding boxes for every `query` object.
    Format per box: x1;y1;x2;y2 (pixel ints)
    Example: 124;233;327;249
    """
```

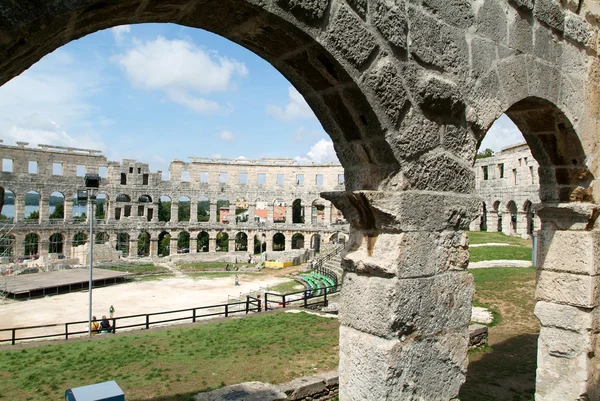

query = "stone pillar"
265;235;273;252
149;239;158;257
170;236;178;255
14;233;25;257
248;204;255;224
323;191;477;401
323;204;331;225
171;202;179;224
39;198;49;222
286;205;293;224
128;237;138;257
105;201;112;221
39;238;49;257
468;218;480;231
533;203;600;401
284;235;292;251
486;211;499;232
63;238;72;259
229;238;235;253
151;204;158;222
267;206;273;223
517;211;529;238
190;237;197;253
14;195;24;223
190;201;198;223
501;212;512;235
209;202;217;223
304;205;312;225
209;237;216;252
64;198;73;223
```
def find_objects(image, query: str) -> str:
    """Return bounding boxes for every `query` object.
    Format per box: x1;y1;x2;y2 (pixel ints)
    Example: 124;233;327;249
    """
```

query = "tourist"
109;305;115;318
225;263;230;271
234;274;239;286
100;315;113;333
91;316;101;334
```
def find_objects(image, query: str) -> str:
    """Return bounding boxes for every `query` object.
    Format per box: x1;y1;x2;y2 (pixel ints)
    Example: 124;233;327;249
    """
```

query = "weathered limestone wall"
0;0;599;399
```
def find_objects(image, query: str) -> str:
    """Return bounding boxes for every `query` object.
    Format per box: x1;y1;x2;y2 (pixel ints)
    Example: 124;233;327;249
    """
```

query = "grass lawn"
460;267;538;401
267;280;305;294
468;231;532;247
177;262;240;272
188;272;258;279
0;313;339;401
469;246;532;262
102;265;171;276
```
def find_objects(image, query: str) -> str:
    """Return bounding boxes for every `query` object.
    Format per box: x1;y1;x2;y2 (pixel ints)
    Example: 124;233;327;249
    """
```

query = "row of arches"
473;199;536;237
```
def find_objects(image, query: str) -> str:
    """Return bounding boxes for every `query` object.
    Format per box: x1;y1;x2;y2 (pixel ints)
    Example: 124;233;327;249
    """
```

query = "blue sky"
0;23;523;175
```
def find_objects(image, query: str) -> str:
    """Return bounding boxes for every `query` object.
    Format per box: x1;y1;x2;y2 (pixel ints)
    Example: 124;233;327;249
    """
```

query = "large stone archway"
1;1;599;399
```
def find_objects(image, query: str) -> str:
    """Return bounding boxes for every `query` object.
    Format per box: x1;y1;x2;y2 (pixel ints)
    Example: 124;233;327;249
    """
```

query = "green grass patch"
468;231;532;247
133;274;175;282
268;280;305;294
188;272;258;279
469;246;532;262
102;264;170;275
177;262;240;272
0;312;339;401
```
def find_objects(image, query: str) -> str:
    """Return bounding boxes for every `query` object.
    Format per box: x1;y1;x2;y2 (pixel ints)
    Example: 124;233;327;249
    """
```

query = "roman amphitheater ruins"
1;0;599;400
0;141;348;262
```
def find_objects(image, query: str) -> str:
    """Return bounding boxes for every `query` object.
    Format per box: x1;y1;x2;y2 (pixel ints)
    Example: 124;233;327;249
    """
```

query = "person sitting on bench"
100;315;113;333
91;316;101;334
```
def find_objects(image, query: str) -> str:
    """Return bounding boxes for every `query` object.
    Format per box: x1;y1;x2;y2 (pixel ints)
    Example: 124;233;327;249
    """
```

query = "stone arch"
138;194;152;203
48;232;64;254
72;231;88;247
292;199;304;224
1;189;15;222
233;198;249;223
177;231;190;253
158;231;171;256
24;233;39;257
311;199;326;225
235;232;248;251
273;232;285;251
49;191;65;220
216;231;229;252
310;233;321;253
178;195;191;222
137;231;151;256
116;232;130;255
253;233;267;254
197;196;210;222
95;232;109;244
505;200;518;235
95;192;109;220
0;234;15;256
273;199;287;224
158;195;172;222
25;190;40;221
197;231;209;253
217;196;230;224
522;200;534;236
480;201;487;231
292;233;305;249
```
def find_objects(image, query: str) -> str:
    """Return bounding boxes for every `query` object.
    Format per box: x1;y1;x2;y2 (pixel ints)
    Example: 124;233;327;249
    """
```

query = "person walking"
234;274;239;286
109;305;115;318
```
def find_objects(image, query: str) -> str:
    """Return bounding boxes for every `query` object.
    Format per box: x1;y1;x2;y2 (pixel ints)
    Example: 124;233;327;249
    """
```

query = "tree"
178;202;190;222
50;203;64;219
476;148;495;159
198;201;210;222
158;198;171;222
158;234;170;256
26;211;39;220
95;201;105;219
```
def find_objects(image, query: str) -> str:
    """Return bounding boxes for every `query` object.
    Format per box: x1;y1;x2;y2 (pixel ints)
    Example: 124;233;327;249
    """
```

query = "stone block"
371;0;408;50
345;0;366;19
565;14;598;49
415;75;465;122
339;325;468;401
475;0;508;42
497;55;530;109
536;270;600;308
418;0;475;28
318;370;339;387
534;0;565;32
526;59;561;105
535;202;599;230
324;4;378;69
339;272;474;338
534;300;595;332
403;151;475;193
533;24;564;63
470;37;497;81
468;323;488;348
508;0;534;11
442;124;477;162
276;0;330;25
509;9;534;53
537;229;600;275
321;190;480;232
386;108;439;159
277;376;326;400
362;56;411;129
341;231;469;278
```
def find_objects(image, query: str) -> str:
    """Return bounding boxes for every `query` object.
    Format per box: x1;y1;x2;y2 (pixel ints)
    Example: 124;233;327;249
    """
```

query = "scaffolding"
0;221;16;300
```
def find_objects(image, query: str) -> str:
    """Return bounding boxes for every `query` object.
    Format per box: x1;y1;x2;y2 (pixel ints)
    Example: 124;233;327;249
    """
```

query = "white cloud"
0;49;107;151
295;139;339;164
219;130;234;141
112;36;248;113
266;87;316;121
111;25;131;45
479;114;525;153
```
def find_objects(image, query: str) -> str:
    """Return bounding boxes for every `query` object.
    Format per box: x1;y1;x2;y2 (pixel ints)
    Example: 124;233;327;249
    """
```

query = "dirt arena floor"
0;270;295;343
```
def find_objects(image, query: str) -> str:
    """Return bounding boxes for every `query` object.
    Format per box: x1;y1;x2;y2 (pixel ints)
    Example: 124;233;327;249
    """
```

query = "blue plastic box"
65;380;124;401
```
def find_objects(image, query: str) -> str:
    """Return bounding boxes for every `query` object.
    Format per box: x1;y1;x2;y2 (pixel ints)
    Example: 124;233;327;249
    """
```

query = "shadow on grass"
460;333;538;401
135;388;280;401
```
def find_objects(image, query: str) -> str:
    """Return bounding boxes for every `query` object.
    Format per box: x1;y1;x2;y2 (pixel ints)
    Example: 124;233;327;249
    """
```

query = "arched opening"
255;200;268;224
115;194;132;220
197;231;209;253
158;196;172;222
95;232;109;244
49;233;64;254
328;232;345;244
49;191;65;220
197;197;210;222
253;234;266;254
73;192;87;222
480;202;487;231
235;232;248;251
96;193;108;220
138;232;151;256
216;232;229;252
291;233;304;249
311;200;325;225
1;189;15;222
138;194;152;220
158;231;171;256
292;199;304;224
0;234;15;256
234;198;248;223
273;199;286;223
506;200;518;235
493;201;502;233
72;232;87;247
178;196;191;222
116;233;130;255
25;191;40;222
177;231;190;253
217;197;230;224
331;204;345;224
24;233;39;257
311;234;321;253
273;232;285;251
523;200;534;236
